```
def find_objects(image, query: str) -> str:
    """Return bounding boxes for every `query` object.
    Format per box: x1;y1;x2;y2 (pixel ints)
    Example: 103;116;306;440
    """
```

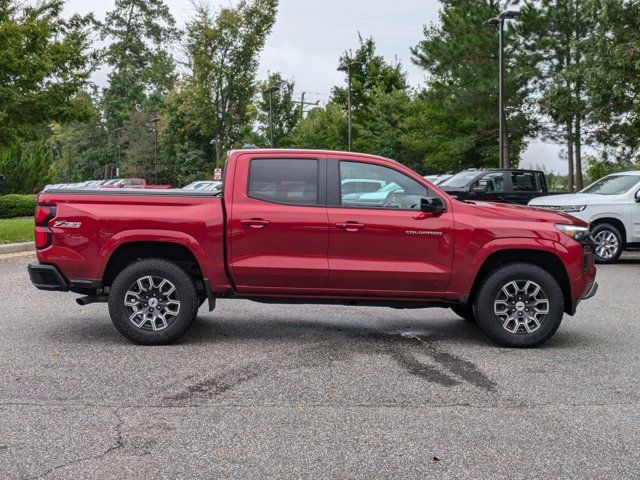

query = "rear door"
228;154;329;293
325;156;454;298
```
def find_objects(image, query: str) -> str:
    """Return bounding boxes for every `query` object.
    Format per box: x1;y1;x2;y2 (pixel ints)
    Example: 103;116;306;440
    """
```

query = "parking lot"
1;252;639;479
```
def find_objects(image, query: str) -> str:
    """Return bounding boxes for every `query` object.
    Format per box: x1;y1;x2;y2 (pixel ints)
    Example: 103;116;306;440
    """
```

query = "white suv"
529;171;640;263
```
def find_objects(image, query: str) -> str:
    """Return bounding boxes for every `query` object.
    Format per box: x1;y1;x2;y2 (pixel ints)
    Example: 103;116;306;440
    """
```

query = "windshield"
581;175;640;195
439;171;480;188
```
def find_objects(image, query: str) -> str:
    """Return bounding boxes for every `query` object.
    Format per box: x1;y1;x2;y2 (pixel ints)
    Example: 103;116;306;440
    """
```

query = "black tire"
108;258;198;345
474;262;564;348
451;304;476;323
591;223;624;264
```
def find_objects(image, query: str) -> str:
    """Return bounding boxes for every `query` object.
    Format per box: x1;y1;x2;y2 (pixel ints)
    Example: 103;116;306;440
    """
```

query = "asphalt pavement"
1;252;639;479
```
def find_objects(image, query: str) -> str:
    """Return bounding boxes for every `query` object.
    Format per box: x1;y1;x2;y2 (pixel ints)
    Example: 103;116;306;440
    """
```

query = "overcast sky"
64;0;567;173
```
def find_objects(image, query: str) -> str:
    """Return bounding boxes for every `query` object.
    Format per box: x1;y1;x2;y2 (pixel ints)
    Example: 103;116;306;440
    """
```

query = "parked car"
438;169;549;205
100;178;172;189
424;174;453;186
529;171;640;263
341;178;386;195
182;181;220;191
28;148;597;348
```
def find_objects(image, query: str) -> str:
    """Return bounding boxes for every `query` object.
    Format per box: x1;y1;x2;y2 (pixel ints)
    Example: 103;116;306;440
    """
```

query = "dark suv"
437;169;549;205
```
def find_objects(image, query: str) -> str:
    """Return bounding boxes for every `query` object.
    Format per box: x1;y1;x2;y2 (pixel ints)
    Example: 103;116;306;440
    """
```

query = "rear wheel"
591;223;623;264
108;258;198;345
474;262;564;348
451;304;476;323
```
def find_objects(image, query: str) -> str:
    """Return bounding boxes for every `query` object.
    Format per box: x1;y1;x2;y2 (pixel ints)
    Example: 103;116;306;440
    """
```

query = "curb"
0;241;35;254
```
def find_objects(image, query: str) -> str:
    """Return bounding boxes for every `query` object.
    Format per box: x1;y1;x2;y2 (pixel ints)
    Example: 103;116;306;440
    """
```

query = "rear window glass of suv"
511;172;538;192
248;159;319;205
581;175;640;195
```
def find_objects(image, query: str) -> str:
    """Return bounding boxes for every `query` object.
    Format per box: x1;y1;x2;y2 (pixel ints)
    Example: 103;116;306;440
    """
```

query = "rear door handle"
241;218;271;229
336;221;365;231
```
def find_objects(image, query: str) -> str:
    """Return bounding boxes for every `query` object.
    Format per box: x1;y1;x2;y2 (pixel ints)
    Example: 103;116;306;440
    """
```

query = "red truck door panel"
228;155;330;292
325;158;454;297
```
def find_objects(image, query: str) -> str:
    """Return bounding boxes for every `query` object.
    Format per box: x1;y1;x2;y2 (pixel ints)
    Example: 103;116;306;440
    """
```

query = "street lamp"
484;10;520;169
151;117;160;184
337;60;363;151
262;84;279;147
114;127;123;178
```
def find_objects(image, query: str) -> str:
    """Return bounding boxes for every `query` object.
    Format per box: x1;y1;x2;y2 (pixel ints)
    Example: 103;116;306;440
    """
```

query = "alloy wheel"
124;275;181;331
593;230;620;260
493;280;549;334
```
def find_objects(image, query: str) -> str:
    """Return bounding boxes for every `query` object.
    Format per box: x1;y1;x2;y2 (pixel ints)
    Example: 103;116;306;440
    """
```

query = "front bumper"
581;281;598;300
28;262;68;291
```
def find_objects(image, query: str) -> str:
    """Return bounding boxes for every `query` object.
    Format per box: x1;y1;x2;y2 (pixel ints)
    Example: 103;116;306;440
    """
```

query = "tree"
101;0;178;130
520;0;593;191
411;0;534;170
254;72;299;147
583;0;640;165
0;0;96;146
333;35;408;115
173;0;278;168
291;102;348;151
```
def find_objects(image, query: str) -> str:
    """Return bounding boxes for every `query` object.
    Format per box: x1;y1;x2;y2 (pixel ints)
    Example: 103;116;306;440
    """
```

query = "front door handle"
241;218;271;229
336;221;365;231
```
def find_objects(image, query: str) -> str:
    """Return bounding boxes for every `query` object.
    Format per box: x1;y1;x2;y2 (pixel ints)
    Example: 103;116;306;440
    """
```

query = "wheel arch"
102;241;205;293
469;249;572;315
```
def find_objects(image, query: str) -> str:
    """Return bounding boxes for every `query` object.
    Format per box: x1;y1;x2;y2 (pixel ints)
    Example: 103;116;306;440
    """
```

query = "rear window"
248;159;319;206
511;172;538;192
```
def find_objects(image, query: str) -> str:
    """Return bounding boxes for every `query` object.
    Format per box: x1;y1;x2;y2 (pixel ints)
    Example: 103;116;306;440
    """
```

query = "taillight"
34;205;56;249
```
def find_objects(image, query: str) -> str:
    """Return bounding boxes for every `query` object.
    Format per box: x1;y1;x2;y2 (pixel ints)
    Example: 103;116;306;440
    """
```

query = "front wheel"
474;263;564;348
591;223;623;264
108;258;199;345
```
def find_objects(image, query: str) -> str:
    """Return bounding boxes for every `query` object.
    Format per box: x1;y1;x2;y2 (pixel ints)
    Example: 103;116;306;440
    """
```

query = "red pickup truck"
28;149;597;347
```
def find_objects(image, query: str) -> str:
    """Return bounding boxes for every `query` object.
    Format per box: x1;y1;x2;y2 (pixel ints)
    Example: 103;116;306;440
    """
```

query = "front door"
325;158;454;298
228;155;329;293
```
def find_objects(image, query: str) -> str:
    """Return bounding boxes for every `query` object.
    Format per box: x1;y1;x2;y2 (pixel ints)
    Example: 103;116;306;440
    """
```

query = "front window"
477;172;506;192
339;161;429;210
581;175;640;195
439;170;480;188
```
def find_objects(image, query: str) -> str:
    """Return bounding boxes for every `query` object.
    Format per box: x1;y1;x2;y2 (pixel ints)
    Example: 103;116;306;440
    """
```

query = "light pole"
114;127;123;178
337;61;363;151
484;10;520;169
152;117;160;184
262;84;279;147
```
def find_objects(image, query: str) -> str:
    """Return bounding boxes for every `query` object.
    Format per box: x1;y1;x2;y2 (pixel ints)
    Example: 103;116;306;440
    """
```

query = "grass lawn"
0;217;34;244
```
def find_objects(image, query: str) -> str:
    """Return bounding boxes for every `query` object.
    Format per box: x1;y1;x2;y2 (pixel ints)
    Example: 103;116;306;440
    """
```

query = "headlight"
558;205;587;213
556;224;590;241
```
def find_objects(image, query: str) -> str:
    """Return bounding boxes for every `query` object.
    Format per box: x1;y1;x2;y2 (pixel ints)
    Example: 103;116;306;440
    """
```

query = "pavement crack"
24;408;125;480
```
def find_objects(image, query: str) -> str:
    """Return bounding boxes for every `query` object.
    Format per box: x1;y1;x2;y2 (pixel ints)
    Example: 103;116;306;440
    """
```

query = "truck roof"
228;148;399;164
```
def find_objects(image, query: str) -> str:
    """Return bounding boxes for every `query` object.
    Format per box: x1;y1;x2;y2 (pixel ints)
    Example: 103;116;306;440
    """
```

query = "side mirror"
420;197;446;214
472;180;489;194
636;189;640;203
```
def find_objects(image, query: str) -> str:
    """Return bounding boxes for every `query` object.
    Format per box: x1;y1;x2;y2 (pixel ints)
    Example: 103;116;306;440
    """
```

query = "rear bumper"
28;262;68;291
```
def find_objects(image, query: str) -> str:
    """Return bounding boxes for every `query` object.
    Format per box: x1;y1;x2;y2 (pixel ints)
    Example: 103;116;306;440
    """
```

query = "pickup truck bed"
29;149;597;348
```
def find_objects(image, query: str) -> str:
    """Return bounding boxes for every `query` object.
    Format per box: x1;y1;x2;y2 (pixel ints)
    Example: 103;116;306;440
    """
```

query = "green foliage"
254;72;300;147
411;0;534;169
176;0;278;168
291;102;348;151
0;142;54;194
0;217;34;243
101;0;178;130
0;0;97;146
0;194;37;219
333;35;408;115
583;0;640;161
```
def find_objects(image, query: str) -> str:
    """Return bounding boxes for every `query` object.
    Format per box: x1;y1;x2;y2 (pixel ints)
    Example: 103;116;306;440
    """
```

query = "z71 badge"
53;220;82;229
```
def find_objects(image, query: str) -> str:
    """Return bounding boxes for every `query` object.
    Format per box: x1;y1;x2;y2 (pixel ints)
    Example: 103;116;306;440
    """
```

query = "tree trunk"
214;137;222;169
567;121;574;192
